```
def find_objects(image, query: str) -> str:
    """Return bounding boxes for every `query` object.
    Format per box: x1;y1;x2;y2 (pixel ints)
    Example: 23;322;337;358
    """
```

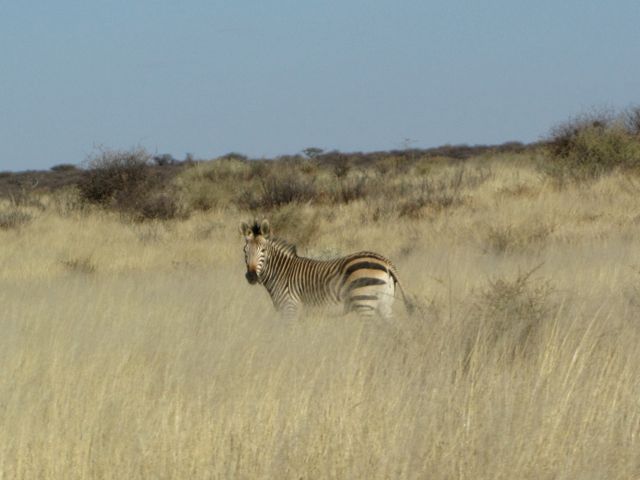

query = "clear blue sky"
1;1;638;171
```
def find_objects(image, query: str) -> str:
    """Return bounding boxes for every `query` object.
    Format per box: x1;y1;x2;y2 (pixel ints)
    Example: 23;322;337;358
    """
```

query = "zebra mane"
249;221;262;236
269;237;298;257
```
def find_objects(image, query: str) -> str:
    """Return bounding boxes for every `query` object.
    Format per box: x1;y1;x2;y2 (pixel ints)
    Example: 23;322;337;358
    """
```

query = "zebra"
240;219;413;319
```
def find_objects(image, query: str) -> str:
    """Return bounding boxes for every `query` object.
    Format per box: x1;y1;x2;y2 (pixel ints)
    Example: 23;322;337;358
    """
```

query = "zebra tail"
390;270;415;315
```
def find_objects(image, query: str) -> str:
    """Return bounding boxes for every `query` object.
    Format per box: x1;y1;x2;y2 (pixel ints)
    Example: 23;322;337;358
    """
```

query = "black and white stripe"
241;220;412;319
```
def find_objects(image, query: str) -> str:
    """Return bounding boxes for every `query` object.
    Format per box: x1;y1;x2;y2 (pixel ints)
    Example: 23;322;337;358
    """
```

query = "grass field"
2;153;640;478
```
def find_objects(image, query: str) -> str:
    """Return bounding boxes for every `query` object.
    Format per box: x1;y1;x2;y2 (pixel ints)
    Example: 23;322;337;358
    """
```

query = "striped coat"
241;220;412;319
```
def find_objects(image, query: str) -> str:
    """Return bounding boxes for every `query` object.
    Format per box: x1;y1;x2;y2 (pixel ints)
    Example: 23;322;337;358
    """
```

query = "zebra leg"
376;276;396;320
377;299;394;320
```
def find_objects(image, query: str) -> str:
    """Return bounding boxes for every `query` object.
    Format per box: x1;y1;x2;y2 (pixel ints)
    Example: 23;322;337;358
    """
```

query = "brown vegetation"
2;112;640;478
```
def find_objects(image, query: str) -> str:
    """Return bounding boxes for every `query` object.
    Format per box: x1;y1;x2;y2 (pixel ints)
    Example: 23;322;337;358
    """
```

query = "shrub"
153;154;177;166
332;175;370;204
174;157;255;213
77;147;182;221
60;256;96;274
623;105;640;137
302;147;324;159
220;152;249;162
467;266;554;360
51;187;87;217
267;204;321;247
136;193;182;221
483;222;553;255
78;147;151;206
236;167;317;211
398;169;466;218
315;152;351;178
543;110;640;182
260;172;316;208
51;164;78;172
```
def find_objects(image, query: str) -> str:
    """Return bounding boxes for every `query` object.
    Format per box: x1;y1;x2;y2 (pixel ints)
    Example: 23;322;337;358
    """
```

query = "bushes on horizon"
543;109;640;182
175;157;254;211
51;164;78;172
623;105;640;137
78;148;182;221
236;167;318;211
79;148;150;205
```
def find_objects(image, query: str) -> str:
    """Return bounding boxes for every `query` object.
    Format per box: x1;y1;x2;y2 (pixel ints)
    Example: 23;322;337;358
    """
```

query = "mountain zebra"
240;220;412;319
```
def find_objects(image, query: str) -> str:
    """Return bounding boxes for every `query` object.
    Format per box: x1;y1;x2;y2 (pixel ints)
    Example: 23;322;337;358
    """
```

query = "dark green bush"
79;148;151;206
51;164;78;172
78;148;183;221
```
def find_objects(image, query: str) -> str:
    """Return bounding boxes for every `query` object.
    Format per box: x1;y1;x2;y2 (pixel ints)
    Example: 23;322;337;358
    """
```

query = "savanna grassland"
2;115;640;478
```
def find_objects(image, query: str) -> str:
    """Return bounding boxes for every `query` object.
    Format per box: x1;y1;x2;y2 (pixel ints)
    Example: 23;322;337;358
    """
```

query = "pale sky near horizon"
1;1;638;171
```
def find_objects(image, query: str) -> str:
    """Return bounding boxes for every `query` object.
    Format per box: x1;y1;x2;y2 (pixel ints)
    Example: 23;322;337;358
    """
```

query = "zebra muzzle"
245;270;259;284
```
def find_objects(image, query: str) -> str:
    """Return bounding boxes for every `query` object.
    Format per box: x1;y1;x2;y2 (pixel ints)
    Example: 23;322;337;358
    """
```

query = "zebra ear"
261;220;271;237
240;222;251;237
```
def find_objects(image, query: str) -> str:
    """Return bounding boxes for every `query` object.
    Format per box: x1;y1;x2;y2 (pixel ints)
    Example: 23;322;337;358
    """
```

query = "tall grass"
1;154;640;478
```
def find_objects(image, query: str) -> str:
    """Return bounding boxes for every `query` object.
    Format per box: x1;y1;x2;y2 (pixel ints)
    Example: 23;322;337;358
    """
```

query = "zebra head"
240;219;271;285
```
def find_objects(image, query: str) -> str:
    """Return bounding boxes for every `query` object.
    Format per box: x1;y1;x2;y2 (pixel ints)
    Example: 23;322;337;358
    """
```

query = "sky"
1;1;639;171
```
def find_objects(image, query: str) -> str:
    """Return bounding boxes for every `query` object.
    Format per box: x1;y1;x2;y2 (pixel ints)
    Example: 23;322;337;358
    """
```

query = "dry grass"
1;153;640;478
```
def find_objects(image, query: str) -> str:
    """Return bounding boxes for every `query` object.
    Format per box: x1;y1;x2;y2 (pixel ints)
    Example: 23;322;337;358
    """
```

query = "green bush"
543;111;640;182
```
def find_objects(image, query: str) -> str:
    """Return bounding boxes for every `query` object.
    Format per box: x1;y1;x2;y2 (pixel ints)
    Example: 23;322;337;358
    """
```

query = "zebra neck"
261;241;300;288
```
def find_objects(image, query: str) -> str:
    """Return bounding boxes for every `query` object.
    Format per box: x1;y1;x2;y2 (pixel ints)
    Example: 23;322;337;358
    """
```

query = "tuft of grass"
0;210;32;230
483;222;554;254
175;158;254;212
267;204;322;248
468;265;554;360
50;187;88;217
331;173;372;204
398;166;491;219
60;256;96;274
